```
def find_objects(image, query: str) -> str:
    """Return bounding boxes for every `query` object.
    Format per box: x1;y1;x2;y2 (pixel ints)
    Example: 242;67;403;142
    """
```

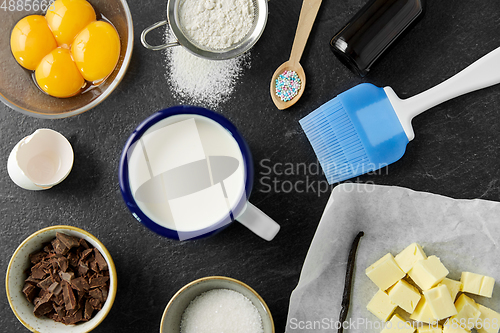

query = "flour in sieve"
164;31;251;109
178;0;255;50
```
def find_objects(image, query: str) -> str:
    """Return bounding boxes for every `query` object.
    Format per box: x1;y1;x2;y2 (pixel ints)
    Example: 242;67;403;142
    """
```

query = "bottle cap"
330;0;425;76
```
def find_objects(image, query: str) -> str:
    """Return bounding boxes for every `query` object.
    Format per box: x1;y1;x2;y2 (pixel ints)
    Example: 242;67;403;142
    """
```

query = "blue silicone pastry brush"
300;46;500;184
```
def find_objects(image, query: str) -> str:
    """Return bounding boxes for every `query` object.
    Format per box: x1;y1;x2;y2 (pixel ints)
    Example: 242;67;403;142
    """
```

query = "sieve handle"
236;202;280;241
141;20;181;51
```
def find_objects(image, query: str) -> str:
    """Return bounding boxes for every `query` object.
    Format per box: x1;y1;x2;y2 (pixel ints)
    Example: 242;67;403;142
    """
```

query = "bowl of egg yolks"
0;0;133;118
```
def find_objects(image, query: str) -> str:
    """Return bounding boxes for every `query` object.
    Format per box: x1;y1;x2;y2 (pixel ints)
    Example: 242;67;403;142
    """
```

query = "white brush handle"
385;46;500;141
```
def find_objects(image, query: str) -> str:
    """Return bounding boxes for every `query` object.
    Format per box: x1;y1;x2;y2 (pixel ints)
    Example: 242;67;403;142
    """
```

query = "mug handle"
141;20;181;51
236;202;280;241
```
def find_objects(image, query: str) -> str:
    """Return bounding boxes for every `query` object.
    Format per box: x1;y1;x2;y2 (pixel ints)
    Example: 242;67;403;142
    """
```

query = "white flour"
178;0;255;50
164;30;251;109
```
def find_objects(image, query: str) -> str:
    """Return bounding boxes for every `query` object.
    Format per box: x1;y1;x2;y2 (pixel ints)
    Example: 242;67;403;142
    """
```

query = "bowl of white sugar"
160;276;274;333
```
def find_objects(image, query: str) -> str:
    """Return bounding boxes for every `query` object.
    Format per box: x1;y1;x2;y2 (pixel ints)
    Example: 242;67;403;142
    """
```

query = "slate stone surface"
1;0;500;332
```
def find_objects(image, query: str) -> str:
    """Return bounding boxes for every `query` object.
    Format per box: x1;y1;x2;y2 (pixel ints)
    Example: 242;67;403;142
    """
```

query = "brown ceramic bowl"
6;225;117;332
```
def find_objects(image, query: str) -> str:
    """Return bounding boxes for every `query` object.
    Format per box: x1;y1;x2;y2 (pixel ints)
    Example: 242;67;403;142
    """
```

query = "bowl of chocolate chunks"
5;225;117;333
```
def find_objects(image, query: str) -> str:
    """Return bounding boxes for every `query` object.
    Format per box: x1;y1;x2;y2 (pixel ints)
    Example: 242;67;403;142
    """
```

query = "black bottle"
330;0;425;77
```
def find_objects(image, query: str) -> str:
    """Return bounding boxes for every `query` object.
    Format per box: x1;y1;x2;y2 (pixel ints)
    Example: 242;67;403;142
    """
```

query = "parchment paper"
286;184;500;333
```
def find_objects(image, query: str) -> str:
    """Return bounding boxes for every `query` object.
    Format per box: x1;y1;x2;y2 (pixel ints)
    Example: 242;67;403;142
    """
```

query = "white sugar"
180;289;264;333
164;30;250;109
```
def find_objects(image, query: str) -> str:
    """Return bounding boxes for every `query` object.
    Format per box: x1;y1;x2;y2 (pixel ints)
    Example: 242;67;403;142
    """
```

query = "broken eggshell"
7;129;74;190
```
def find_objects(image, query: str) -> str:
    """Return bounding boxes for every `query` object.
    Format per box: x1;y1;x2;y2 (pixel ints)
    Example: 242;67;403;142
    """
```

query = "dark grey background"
1;0;500;332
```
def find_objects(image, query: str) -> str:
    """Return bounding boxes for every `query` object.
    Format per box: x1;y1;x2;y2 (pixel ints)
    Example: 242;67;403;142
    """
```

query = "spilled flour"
164;30;251;109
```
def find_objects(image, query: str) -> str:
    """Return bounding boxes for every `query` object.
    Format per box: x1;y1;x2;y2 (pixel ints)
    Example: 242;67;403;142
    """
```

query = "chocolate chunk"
101;286;109;302
45;252;58;259
51;303;66;322
84;299;94;320
33;292;53;317
25;275;41;285
50;269;60;283
39;261;52;276
53;293;64;306
89;297;102;310
46;310;59;321
89;288;103;303
53;304;65;319
31;263;47;280
43;243;53;253
80;248;93;261
89;276;109;288
59;271;74;282
53;283;63;296
34;301;53;317
63;308;83;325
47;282;58;293
67;307;81;318
37;276;55;290
70;277;90;291
51;238;69;255
94;248;108;271
56;232;80;250
67;252;79;268
78;262;89;276
78;290;87;303
79;238;90;249
56;256;69;272
29;251;47;265
22;283;38;303
61;281;77;311
38;288;52;299
89;258;99;273
50;260;59;271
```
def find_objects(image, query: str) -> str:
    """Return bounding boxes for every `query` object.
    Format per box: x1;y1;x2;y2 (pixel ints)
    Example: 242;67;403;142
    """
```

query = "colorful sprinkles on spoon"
275;70;302;102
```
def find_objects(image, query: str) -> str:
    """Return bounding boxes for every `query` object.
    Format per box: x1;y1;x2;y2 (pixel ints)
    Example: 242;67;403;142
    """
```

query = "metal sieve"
141;0;268;60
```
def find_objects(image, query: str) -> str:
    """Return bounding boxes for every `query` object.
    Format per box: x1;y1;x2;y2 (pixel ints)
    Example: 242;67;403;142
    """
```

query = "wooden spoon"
270;0;322;110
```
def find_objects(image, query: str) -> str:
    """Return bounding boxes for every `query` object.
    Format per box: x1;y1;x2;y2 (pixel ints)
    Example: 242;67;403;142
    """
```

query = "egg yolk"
45;0;96;48
10;15;57;71
35;48;85;98
71;21;121;83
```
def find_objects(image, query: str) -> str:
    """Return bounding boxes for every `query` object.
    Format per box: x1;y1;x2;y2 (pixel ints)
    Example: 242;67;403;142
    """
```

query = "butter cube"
442;325;469;333
410;296;439;324
388;280;422;314
408;256;449;291
476;304;500;333
450;294;481;330
366;253;406;291
381;314;415;333
424;285;458;320
395;243;428;273
461;272;495;298
479;277;496;298
439;278;462;301
416;325;442;333
367;290;398;322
